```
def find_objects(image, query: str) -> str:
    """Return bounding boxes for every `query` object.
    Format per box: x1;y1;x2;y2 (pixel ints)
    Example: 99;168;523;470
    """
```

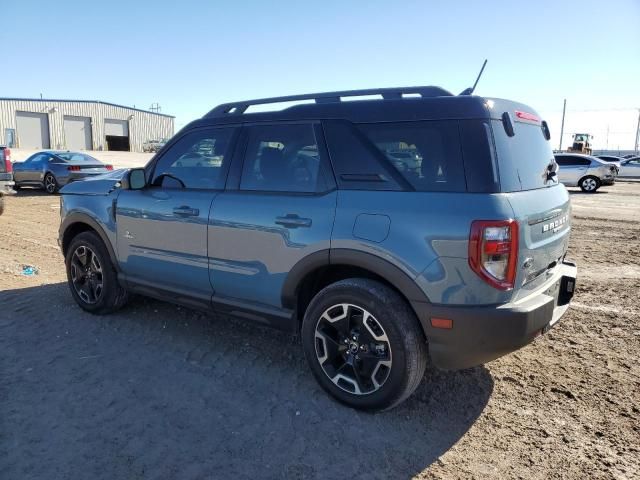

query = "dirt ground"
1;180;639;479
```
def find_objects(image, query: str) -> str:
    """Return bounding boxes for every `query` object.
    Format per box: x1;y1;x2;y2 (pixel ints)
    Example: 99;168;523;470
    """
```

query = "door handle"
275;214;312;228
173;206;200;216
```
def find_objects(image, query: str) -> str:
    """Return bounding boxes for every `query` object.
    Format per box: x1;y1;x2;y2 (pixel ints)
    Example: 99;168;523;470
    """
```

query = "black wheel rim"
70;245;103;304
314;303;392;395
45;175;56;193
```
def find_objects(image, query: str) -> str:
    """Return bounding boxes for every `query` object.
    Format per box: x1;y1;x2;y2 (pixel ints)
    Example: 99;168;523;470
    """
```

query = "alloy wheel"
44;174;57;193
314;303;392;395
70;245;104;304
582;178;597;191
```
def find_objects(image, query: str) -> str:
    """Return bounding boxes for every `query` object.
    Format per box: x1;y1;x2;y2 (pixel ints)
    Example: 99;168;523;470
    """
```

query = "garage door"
104;119;130;151
104;119;129;137
64;115;92;150
16;111;50;149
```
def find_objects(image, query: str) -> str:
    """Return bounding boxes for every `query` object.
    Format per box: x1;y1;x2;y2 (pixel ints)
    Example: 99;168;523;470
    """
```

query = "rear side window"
458;120;500;193
239;124;325;193
358;121;466;192
26;153;47;164
491;119;556;191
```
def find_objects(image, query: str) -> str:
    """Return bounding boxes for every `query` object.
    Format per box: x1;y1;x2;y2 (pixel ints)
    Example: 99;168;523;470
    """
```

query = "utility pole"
635;108;640;154
559;99;567;151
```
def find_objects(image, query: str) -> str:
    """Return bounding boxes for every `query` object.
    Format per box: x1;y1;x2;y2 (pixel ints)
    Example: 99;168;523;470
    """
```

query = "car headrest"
260;147;285;180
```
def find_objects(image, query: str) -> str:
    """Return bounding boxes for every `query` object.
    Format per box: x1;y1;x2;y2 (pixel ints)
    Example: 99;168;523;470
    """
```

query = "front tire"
301;279;428;411
579;175;600;193
65;231;128;314
44;173;58;194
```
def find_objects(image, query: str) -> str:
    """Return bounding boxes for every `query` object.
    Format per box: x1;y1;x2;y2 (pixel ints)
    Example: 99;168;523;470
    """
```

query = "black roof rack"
204;86;453;118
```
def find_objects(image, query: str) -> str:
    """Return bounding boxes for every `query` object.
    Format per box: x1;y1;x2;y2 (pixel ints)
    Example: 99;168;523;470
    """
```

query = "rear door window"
239;124;327;193
558;156;590;166
358;121;466;192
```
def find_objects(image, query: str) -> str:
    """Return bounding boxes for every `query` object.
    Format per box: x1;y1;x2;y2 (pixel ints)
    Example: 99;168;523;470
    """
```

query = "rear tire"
65;231;128;314
44;173;58;194
301;278;428;411
579;175;600;193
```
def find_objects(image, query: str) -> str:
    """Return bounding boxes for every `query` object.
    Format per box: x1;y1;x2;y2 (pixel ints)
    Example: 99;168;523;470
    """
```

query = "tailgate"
505;184;571;294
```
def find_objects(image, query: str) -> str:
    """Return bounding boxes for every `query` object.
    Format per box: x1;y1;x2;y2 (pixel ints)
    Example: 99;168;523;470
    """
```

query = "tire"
579;175;600;193
65;231;128;314
301;278;428;411
44;173;58;194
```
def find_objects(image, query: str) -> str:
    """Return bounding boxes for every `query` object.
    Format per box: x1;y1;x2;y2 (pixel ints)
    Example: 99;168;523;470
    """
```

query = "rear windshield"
491;119;555;191
357;121;466;192
56;153;99;162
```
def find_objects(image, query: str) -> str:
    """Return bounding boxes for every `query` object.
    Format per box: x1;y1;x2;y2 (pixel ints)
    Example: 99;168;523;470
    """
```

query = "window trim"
228;121;336;196
146;125;240;191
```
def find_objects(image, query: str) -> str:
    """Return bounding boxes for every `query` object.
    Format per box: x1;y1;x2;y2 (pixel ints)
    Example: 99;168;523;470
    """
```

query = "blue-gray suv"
58;86;577;410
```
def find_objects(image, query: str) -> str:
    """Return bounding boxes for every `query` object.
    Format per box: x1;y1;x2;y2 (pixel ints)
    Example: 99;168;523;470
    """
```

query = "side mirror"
122;168;146;190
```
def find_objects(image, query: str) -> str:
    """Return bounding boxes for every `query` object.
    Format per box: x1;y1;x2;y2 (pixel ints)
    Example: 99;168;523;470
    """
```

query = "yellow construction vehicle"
567;133;593;154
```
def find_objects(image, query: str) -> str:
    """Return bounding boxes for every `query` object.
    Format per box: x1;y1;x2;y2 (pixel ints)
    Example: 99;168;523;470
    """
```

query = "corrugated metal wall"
0;99;174;152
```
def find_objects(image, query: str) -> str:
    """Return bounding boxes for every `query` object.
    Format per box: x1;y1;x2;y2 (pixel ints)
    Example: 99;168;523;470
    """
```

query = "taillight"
67;165;81;171
105;165;113;171
469;220;519;290
4;148;11;173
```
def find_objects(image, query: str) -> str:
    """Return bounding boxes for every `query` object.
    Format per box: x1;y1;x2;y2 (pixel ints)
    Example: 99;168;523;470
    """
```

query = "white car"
596;155;622;170
554;153;618;192
619;157;640;178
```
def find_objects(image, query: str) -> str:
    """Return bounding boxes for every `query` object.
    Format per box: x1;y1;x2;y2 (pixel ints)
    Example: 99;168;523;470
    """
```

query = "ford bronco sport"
58;86;577;410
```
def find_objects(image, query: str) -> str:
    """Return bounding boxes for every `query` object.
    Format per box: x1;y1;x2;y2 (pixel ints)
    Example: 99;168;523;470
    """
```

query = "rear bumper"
0;179;16;195
413;260;577;370
58;172;104;186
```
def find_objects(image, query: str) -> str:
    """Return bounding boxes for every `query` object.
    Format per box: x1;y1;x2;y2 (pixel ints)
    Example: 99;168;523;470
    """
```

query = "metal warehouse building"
0;98;174;152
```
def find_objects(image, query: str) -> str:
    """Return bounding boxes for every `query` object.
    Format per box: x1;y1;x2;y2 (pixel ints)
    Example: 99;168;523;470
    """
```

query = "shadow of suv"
58;86;577;410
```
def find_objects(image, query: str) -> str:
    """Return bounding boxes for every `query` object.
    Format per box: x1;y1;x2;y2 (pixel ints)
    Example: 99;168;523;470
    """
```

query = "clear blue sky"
3;0;639;133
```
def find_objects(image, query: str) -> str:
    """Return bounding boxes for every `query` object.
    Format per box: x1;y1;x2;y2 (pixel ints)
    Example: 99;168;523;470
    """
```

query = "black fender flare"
59;212;120;270
281;248;430;309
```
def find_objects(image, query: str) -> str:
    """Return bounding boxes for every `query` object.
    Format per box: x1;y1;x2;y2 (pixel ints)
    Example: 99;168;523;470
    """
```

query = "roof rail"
204;86;453;118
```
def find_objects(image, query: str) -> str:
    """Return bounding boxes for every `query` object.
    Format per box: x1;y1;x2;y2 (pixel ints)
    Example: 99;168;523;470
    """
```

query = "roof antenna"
459;59;487;95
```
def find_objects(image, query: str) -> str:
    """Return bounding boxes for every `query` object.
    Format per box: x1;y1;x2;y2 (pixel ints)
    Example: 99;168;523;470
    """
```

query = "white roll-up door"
64;115;92;150
16;111;50;149
104;119;129;137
